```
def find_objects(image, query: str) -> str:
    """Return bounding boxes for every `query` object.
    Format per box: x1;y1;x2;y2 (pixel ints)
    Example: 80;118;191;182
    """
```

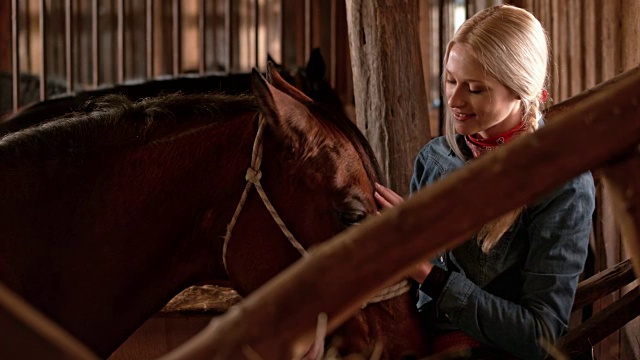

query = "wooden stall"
1;1;639;359
510;2;640;359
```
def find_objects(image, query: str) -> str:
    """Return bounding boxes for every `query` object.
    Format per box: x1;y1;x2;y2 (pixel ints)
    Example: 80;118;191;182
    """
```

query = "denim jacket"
412;135;595;360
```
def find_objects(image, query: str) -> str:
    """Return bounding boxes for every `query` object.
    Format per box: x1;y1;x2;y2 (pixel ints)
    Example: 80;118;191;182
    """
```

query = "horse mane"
0;91;382;186
0;92;257;165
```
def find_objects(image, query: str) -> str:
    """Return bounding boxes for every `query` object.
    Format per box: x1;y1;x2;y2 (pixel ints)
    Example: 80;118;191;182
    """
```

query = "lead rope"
363;279;411;306
222;115;410;307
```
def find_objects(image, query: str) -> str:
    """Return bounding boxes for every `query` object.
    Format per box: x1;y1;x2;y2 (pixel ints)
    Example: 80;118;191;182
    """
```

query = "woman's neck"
465;121;527;158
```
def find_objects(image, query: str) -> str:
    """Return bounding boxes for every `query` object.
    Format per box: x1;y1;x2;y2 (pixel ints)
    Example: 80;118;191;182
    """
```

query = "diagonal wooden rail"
159;66;640;359
0;282;98;360
554;148;640;357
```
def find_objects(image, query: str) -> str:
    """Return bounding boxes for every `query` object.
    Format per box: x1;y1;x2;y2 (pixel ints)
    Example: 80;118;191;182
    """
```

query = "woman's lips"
453;112;476;121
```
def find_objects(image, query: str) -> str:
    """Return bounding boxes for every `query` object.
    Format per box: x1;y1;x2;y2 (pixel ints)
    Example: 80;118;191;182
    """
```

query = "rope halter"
222;114;410;307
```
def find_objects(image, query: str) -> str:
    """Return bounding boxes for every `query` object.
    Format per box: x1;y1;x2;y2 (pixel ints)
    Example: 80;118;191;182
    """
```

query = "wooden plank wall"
2;1;638;357
508;1;640;359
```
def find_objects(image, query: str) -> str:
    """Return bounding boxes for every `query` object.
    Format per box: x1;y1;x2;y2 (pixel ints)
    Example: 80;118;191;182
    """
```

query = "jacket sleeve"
410;146;446;195
435;173;595;360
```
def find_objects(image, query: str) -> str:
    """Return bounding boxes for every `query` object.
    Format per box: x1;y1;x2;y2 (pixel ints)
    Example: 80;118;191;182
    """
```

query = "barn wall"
1;1;638;358
508;1;640;359
0;0;354;118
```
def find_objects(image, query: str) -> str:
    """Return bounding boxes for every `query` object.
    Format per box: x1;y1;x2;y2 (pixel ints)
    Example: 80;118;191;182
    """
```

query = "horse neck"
331;293;432;358
0;111;258;357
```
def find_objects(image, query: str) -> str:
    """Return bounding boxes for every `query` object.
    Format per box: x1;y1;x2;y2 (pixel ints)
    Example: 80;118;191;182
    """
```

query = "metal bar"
39;0;46;101
146;0;154;79
304;0;310;61
225;0;232;73
279;0;285;67
117;0;124;83
11;0;19;111
329;0;336;87
92;0;99;87
254;0;259;68
172;0;180;76
438;0;445;135
198;0;205;74
65;0;73;93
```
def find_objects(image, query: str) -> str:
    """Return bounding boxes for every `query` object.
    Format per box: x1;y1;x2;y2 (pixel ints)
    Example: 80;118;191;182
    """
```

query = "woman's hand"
374;182;404;209
374;183;433;283
409;261;434;283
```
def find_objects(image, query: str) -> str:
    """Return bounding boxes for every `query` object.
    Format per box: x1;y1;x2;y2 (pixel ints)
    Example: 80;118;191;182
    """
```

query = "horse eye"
339;210;367;226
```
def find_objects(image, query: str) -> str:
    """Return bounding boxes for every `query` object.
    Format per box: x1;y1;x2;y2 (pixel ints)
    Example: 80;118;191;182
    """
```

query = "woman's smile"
452;111;476;122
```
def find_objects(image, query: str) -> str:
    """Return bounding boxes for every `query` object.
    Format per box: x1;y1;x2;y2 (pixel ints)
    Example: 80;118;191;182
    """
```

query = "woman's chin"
454;124;476;136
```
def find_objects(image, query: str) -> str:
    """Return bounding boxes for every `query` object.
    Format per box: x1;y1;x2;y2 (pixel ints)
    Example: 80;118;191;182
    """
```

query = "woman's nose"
447;87;465;108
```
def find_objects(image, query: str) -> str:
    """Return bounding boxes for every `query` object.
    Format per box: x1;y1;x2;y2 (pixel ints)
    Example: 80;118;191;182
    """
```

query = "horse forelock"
0;92;258;165
307;103;383;186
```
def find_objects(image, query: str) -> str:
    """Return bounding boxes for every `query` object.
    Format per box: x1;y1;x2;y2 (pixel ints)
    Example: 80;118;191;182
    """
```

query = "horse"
0;71;68;118
0;63;430;359
0;53;347;137
0;73;265;136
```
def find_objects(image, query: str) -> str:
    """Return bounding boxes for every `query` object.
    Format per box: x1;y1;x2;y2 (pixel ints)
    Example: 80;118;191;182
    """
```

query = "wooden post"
345;0;430;196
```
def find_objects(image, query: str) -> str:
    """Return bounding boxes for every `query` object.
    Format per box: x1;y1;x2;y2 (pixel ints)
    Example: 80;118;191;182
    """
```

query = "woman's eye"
470;89;483;94
339;210;367;226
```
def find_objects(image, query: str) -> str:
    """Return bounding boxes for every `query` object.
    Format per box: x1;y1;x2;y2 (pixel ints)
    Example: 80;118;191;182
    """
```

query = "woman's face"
445;43;522;139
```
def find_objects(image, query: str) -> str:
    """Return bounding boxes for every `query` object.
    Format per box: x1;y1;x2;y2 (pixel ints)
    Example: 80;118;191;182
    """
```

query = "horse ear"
306;48;326;83
251;68;315;147
266;61;313;104
267;53;281;69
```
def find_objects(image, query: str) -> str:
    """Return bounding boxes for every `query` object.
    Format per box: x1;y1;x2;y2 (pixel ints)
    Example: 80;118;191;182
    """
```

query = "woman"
375;5;595;360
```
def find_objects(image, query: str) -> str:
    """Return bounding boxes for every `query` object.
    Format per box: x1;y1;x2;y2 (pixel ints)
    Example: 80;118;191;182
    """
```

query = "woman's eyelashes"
446;78;486;94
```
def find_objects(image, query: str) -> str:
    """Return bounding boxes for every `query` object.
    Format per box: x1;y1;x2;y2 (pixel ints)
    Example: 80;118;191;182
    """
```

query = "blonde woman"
375;5;595;359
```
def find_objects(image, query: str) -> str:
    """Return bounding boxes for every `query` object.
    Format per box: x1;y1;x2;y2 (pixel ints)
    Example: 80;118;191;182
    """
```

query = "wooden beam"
572;259;636;311
598;151;640;277
558;285;640;356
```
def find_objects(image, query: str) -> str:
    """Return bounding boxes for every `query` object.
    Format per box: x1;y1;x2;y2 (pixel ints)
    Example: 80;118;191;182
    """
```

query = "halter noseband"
222;114;410;307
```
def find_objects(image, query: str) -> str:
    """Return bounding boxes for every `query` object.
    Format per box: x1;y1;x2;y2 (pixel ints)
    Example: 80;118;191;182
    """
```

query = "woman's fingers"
374;182;404;208
375;191;393;209
409;262;434;283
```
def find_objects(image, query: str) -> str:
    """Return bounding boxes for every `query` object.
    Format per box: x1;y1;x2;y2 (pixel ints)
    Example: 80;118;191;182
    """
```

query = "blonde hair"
443;5;550;253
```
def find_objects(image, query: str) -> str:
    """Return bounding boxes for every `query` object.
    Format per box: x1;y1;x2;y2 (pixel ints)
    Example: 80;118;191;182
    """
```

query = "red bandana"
464;122;527;158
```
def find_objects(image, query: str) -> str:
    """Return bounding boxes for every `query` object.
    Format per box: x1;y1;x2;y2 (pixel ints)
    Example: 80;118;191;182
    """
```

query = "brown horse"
1;54;345;137
0;64;430;359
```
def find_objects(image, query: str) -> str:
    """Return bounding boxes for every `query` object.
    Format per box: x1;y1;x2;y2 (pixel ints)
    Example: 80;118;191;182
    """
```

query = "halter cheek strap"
222;115;307;274
222;114;410;307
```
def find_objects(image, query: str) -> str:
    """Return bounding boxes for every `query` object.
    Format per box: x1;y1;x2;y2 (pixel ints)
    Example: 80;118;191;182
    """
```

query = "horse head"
221;64;431;359
0;60;429;359
222;62;379;293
